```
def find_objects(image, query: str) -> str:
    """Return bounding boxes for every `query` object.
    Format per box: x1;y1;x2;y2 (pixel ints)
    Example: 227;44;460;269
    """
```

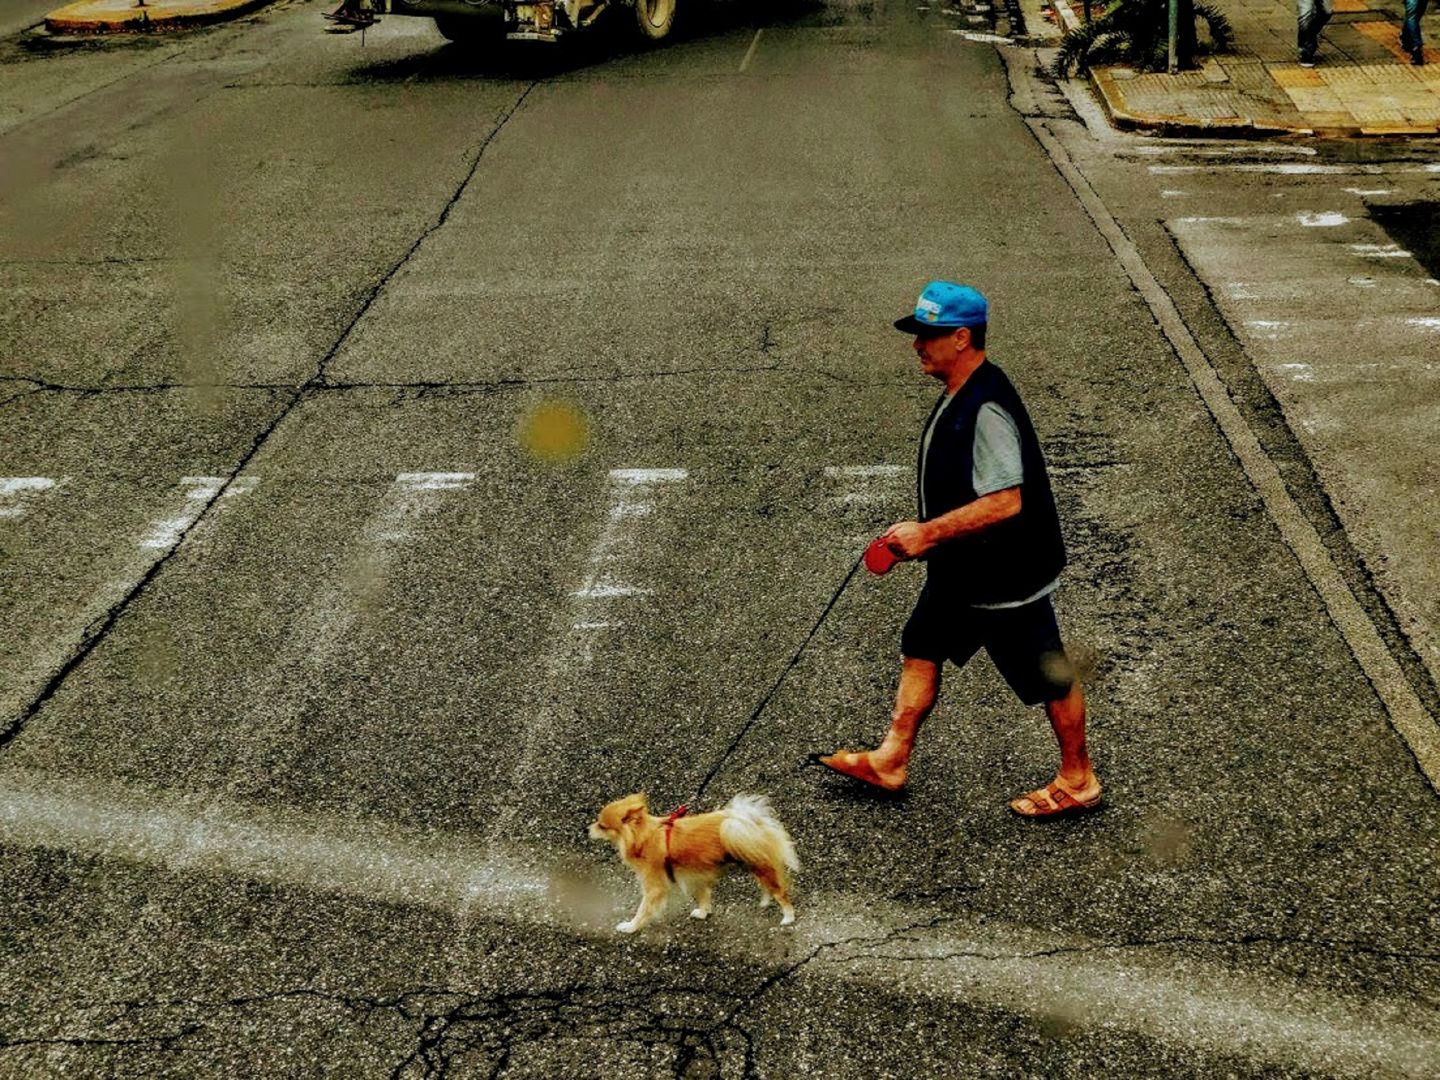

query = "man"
1296;0;1332;66
817;281;1102;817
1401;0;1428;65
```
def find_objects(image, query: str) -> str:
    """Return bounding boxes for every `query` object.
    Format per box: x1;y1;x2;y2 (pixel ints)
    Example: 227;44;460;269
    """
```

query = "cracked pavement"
2;0;1438;1075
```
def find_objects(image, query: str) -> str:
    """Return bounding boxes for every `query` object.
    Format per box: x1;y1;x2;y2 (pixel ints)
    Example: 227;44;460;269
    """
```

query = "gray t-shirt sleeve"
972;402;1024;495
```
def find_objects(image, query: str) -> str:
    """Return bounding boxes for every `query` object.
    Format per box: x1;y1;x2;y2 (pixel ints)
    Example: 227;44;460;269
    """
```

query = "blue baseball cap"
894;281;989;335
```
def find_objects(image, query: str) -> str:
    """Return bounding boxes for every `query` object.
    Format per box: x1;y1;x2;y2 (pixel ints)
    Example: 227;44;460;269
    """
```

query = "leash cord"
694;553;866;799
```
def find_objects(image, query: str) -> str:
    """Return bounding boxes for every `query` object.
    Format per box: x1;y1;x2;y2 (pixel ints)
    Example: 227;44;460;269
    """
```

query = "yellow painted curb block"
46;0;270;34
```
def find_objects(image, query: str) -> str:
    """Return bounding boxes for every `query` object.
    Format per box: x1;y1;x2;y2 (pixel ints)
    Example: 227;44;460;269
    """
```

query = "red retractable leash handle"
863;535;902;575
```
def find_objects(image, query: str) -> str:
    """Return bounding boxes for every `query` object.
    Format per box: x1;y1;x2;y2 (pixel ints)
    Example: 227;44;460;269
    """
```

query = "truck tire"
633;0;675;39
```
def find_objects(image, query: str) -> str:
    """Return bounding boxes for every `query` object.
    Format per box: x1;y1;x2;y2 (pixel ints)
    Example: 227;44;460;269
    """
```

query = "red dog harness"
662;805;689;880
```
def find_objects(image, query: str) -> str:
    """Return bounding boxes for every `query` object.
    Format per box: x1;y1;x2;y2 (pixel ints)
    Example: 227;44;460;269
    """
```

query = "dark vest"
918;361;1066;604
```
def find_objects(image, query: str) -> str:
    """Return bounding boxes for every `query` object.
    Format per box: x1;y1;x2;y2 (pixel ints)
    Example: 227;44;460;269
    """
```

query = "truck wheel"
434;15;495;43
633;0;675;39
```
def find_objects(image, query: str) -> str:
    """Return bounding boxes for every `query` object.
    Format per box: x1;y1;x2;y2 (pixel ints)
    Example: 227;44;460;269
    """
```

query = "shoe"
1010;778;1103;818
1412;50;1426;66
1298;54;1317;67
808;751;906;793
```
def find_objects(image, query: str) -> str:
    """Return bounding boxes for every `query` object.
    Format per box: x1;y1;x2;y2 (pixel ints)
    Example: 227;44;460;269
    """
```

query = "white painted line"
396;471;476;490
1160;190;1187;198
739;27;762;72
1343;188;1393;196
953;30;1013;42
1406;317;1440;331
2;771;1436;1078
0;476;62;518
825;465;907;478
0;477;58;497
1150;164;1360;175
1031;117;1440;794
573;582;650;599
827;464;911;513
140;476;243;549
1277;363;1316;382
1348;277;1377;287
488;467;689;845
609;467;688;485
1173;217;1249;225
1;472;257;726
1350;244;1412;258
1296;211;1348;227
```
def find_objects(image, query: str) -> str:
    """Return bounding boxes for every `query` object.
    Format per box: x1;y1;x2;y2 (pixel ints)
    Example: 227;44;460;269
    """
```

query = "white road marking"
1348;277;1377;287
1296;211;1348;227
1350;243;1412;258
1406;317;1440;331
2;770;1436;1078
216;470;478;793
1343;188;1393;196
1278;363;1316;381
140;476;240;549
953;30;1013;42
300;471;476;657
826;464;910;511
395;471;474;490
825;465;907;478
2;472;257;727
1151;164;1361;175
739;28;762;73
0;476;61;518
488;467;689;843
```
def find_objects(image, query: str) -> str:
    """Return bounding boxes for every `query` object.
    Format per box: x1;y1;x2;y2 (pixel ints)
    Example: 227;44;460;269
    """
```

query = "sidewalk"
1051;0;1440;135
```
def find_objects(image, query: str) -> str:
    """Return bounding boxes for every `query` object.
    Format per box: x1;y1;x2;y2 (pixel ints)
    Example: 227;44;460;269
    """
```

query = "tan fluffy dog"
588;793;799;934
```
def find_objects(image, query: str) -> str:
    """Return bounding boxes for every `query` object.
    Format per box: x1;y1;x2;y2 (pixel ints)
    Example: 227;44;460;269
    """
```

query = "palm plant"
1052;0;1234;76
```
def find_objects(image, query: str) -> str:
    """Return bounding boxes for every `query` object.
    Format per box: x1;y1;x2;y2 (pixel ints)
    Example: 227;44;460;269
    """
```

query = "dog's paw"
689;908;710;920
758;894;772;908
616;920;640;934
780;911;795;926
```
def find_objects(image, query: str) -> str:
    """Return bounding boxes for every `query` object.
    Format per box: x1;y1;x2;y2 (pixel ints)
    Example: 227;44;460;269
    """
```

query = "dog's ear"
621;793;648;824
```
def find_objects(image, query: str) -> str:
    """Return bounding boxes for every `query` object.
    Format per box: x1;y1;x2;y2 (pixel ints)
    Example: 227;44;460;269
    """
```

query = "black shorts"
901;587;1074;705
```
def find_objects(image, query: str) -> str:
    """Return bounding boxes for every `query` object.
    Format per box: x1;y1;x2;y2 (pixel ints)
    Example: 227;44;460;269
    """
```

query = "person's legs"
984;600;1101;816
1402;0;1427;60
1044;678;1098;793
818;657;940;791
1296;0;1329;62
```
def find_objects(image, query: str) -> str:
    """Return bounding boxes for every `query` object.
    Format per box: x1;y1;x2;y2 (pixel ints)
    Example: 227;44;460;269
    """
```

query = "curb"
1089;66;1439;137
1088;66;1318;138
45;0;272;34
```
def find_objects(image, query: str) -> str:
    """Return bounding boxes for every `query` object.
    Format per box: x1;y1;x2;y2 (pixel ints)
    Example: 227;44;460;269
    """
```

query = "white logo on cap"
916;297;942;315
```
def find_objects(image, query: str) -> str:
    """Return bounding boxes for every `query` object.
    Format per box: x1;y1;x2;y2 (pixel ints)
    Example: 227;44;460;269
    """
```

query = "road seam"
1026;116;1440;795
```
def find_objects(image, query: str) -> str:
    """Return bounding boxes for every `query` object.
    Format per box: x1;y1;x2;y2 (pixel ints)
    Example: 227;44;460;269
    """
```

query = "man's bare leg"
819;657;940;790
1011;679;1101;815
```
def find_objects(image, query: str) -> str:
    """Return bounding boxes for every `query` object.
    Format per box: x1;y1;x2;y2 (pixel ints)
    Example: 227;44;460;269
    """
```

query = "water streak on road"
0;769;1434;1079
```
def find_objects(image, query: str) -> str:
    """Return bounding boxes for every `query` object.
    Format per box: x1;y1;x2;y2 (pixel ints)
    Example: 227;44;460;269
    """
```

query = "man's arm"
881;487;1021;560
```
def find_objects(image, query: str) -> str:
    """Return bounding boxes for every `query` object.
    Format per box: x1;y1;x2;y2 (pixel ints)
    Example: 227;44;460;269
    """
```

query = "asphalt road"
1;0;1438;1076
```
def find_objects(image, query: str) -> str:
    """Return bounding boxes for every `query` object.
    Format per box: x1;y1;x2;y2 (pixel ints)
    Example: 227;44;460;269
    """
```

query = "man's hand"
880;520;935;560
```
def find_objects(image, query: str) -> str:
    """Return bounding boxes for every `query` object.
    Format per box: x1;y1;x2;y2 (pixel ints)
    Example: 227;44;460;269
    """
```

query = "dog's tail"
720;794;800;875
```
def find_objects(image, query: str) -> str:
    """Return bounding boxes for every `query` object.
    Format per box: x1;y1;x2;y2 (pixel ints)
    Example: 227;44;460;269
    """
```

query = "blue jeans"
1297;0;1333;60
1402;0;1429;55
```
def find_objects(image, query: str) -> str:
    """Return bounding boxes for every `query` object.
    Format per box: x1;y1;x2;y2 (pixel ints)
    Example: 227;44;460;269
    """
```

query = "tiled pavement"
1053;0;1440;135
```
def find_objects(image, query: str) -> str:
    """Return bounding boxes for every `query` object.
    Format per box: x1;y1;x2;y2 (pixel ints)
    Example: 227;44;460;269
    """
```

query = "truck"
326;0;678;44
